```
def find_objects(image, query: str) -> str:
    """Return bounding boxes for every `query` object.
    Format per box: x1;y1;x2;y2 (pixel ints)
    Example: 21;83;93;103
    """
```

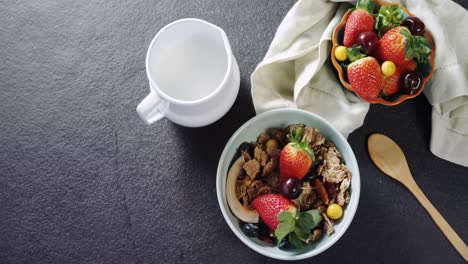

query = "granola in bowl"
216;109;360;260
226;123;352;249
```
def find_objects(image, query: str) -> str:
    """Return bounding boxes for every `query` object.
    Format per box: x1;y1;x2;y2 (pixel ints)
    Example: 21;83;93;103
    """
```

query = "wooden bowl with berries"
331;0;435;105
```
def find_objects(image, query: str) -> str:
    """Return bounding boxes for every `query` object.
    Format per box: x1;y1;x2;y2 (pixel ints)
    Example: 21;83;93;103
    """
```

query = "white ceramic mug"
136;18;240;127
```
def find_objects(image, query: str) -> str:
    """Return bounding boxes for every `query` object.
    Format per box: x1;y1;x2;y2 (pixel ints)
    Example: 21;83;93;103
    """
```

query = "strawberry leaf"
294;127;303;142
422;45;431;54
375;5;404;32
287;127;315;161
356;0;374;14
420;36;432;47
400;28;412;39
406;48;414;60
286;127;303;143
347;46;366;63
400;29;431;64
377;26;391;39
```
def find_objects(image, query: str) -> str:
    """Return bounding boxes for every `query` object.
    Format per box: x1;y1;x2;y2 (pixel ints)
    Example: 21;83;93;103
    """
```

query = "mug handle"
136;91;168;125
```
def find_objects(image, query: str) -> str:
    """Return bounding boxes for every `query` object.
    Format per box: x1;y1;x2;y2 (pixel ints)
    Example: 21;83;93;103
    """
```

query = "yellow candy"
381;61;396;76
334;46;348;61
326;203;343;220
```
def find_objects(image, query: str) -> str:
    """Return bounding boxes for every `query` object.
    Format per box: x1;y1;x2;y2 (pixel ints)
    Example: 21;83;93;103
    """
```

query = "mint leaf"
305;210;323;229
294;227;311;242
288;233;304;249
275;221;295;244
297;212;315;231
294;210;321;243
278;211;294;223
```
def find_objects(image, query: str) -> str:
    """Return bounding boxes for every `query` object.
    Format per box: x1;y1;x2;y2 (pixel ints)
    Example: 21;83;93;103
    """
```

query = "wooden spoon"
368;134;468;261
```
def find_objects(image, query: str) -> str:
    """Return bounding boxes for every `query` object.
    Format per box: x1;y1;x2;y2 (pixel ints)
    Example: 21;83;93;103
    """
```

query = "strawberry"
375;26;431;65
347;57;382;100
381;68;402;96
382;60;416;96
343;0;375;47
252;194;296;231
279;128;315;181
252;194;323;248
401;60;417;72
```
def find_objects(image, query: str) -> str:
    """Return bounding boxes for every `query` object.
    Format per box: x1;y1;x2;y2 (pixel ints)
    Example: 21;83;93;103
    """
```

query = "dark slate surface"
1;1;467;263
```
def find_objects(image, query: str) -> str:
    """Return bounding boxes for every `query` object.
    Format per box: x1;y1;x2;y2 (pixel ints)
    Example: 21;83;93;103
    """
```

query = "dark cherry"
402;72;423;94
402;17;425;36
281;177;302;199
358;31;379;54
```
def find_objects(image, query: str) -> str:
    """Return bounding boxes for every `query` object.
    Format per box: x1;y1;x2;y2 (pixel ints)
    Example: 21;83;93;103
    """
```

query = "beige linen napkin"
251;0;468;167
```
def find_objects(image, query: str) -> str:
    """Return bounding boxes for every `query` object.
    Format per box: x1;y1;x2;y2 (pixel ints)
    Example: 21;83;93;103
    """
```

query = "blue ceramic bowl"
216;109;360;260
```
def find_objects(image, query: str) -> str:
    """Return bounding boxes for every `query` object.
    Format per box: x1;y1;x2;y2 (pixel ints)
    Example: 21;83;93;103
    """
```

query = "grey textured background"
1;1;467;263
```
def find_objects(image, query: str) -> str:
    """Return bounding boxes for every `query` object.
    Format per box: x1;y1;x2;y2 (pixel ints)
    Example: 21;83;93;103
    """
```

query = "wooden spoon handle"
405;181;468;261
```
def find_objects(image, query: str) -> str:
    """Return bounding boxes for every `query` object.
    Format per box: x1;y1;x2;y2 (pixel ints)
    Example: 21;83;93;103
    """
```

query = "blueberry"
241;223;259;237
272;237;289;249
304;165;319;182
278;238;289;249
238;142;251;151
238;142;254;157
258;222;271;238
238;169;247;180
